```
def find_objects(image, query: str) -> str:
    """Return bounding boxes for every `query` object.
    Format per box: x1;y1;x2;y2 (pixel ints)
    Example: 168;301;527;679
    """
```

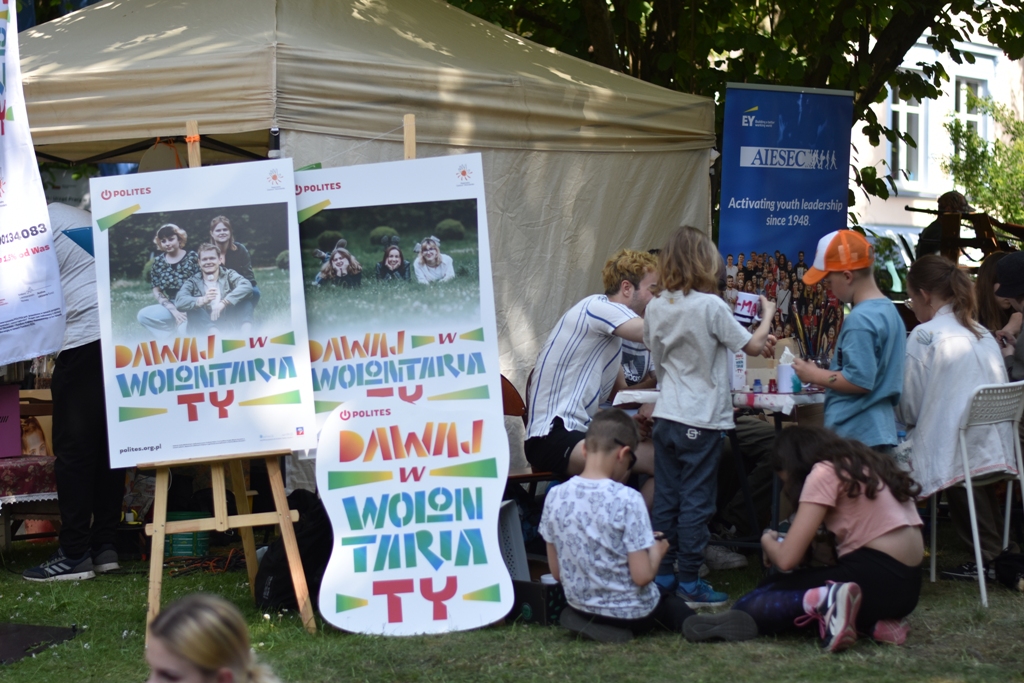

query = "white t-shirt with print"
527;295;637;438
540;476;660;619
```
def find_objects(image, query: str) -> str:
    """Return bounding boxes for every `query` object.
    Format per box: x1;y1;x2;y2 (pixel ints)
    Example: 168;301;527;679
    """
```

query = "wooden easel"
142;451;315;634
142;123;314;636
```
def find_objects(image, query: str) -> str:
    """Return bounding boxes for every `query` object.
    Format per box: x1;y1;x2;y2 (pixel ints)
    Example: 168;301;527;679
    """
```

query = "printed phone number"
0;224;49;245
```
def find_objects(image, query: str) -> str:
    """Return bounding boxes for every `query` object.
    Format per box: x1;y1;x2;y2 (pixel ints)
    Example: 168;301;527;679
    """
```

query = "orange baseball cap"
802;230;874;285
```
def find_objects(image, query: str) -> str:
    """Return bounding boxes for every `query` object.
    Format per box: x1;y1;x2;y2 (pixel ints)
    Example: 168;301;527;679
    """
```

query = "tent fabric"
22;0;714;155
20;0;715;388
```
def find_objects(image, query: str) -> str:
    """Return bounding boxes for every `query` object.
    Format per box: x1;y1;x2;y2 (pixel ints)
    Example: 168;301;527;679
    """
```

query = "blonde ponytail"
908;255;984;338
149;594;280;683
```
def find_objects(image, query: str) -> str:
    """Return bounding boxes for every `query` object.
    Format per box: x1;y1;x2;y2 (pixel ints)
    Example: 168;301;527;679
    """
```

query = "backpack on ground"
253;489;333;611
990;550;1024;592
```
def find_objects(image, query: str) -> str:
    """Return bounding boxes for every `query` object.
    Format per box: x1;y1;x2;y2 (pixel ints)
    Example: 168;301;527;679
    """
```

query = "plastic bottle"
752;379;763;394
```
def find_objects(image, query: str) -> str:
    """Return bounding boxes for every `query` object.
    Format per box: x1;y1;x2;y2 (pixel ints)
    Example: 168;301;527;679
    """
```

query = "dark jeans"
733;546;921;634
234;285;261;324
52;341;124;557
578;593;696;635
652;419;725;582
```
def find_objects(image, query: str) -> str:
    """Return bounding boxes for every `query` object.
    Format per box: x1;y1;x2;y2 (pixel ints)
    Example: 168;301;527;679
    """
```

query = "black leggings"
578;593;696;635
732;547;921;635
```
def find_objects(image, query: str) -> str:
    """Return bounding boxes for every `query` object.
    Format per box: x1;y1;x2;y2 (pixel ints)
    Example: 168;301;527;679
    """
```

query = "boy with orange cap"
792;230;905;453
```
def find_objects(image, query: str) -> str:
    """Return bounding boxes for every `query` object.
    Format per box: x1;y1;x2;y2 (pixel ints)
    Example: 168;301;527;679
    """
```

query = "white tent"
21;0;715;389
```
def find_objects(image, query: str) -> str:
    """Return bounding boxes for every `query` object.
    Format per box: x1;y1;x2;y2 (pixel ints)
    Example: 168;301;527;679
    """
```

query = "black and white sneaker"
92;544;120;573
940;561;993;582
23;548;96;582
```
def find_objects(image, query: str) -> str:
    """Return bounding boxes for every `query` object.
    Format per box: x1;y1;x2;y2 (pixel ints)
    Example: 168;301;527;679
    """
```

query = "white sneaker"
703;544;748;570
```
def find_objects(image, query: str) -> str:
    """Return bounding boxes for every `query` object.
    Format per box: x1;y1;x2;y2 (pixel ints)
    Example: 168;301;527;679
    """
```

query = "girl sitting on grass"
733;426;923;652
147;594;280;683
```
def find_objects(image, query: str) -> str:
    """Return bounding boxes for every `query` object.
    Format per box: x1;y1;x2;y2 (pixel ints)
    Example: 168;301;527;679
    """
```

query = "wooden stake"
404;114;416;160
186;120;201;168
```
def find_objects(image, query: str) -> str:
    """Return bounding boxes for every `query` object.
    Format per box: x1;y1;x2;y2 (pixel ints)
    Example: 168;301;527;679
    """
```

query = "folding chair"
501;374;561;495
930;381;1024;607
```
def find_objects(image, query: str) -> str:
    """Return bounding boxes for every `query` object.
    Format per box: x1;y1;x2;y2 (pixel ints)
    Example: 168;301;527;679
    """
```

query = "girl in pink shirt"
733;427;924;652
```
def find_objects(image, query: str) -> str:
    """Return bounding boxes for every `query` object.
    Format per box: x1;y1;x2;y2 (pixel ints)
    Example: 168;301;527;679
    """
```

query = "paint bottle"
752;379;763;394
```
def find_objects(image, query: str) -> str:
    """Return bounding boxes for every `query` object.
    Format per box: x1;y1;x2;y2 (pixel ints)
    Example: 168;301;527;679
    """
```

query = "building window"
890;86;924;184
955;78;986;139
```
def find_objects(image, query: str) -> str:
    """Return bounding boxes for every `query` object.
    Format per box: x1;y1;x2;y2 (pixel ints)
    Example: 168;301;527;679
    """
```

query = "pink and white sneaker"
795;582;862;653
872;618;910;645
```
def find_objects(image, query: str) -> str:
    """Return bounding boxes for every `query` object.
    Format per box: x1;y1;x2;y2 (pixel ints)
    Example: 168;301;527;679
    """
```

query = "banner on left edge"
0;5;67;365
90;160;317;468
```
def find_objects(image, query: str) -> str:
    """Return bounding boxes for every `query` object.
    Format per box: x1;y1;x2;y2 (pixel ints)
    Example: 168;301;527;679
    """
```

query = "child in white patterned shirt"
540;409;757;642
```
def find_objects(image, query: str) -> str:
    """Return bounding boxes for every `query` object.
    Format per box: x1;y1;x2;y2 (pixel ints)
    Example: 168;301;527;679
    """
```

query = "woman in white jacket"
896;255;1017;581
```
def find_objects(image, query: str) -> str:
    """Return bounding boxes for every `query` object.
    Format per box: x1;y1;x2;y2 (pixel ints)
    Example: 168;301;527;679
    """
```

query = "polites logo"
100;187;152;201
296;182;341;196
338;408;392;421
456;164;473;185
267;169;284;186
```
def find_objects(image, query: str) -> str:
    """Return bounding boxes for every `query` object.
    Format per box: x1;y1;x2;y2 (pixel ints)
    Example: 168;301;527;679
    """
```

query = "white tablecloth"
613;388;824;416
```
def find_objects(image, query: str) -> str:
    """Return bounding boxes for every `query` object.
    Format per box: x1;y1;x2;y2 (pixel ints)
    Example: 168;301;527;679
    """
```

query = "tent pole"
404;114;416;160
186;120;201;168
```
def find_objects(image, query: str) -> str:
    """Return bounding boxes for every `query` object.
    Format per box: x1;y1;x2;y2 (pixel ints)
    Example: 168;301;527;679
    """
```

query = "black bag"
990;550;1024;592
253;489;334;611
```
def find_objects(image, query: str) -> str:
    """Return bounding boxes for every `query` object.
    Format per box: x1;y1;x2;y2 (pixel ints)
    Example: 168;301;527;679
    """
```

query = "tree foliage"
449;0;1024;205
944;96;1024;225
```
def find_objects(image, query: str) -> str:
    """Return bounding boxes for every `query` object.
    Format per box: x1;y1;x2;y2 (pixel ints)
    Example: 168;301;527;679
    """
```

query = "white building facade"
852;35;1024;251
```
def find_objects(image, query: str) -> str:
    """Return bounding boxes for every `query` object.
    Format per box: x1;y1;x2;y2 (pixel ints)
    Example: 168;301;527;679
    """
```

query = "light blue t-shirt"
825;297;905;447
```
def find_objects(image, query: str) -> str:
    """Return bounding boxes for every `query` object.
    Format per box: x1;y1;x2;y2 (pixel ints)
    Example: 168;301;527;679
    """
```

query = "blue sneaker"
677;578;728;608
654;574;678;593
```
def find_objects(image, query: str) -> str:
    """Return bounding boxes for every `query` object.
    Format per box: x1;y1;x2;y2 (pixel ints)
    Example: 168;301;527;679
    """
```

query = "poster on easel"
296;153;514;635
718;84;853;362
90;160;317;468
0;5;66;365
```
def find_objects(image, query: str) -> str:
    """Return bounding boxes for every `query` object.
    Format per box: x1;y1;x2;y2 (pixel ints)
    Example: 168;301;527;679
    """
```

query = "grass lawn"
2;531;1023;682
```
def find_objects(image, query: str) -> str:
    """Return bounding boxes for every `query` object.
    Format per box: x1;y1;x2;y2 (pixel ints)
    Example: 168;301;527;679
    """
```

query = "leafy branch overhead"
449;0;1024;202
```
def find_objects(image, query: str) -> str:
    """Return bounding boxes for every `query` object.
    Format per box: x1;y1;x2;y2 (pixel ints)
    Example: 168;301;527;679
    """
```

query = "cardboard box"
509;579;568;625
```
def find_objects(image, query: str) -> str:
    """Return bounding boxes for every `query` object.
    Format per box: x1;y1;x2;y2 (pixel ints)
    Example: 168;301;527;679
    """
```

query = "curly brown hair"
601;249;657;295
658;226;720;295
773;426;921;506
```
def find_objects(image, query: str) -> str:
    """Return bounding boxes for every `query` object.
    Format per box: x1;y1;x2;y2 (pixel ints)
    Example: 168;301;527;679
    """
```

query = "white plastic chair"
930;381;1024;607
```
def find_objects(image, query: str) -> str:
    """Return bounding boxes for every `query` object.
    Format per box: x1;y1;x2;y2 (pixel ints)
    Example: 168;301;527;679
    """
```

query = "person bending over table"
525;249;658;479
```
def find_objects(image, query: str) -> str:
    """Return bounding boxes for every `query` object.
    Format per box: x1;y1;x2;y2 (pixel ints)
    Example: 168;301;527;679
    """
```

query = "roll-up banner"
295;153;514;635
0;3;66;365
718;84;853;361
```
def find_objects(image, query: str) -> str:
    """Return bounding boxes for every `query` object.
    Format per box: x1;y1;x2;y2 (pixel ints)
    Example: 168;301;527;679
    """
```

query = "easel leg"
147;467;170;632
229;459;259;599
266;456;315;634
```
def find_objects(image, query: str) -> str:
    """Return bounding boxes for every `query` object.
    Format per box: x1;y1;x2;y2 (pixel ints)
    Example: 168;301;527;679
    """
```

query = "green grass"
2;531;1023;682
110;267;294;340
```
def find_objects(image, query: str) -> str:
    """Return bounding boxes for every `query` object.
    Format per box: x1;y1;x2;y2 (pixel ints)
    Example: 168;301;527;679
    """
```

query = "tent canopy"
22;0;714;162
21;0;715;394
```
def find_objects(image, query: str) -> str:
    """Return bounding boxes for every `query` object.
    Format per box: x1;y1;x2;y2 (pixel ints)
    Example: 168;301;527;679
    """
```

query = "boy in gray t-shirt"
541;410;756;642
